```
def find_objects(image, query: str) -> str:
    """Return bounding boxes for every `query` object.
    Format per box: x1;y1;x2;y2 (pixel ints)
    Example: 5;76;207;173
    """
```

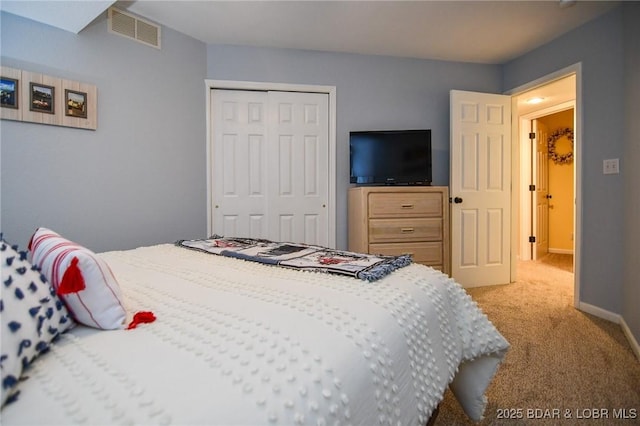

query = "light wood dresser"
348;186;450;274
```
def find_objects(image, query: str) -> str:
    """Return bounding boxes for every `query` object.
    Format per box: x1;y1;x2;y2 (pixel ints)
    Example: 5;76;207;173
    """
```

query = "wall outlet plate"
603;158;620;174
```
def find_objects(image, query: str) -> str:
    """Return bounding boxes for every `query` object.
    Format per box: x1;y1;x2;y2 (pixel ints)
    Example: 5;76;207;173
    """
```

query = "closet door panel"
212;89;268;239
268;91;329;246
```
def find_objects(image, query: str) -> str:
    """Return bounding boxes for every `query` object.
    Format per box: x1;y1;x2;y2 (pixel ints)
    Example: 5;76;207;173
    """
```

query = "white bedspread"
1;244;508;425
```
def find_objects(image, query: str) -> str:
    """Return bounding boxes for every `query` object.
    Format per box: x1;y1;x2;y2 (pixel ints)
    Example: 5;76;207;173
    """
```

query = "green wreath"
548;128;574;165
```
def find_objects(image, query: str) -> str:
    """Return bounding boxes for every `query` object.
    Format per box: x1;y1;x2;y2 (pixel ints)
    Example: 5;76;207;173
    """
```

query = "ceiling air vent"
108;7;161;49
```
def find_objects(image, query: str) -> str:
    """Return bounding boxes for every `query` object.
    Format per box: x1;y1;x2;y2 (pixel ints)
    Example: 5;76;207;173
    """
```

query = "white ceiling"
514;74;576;115
1;1;602;111
122;0;619;64
1;1;619;64
0;1;114;34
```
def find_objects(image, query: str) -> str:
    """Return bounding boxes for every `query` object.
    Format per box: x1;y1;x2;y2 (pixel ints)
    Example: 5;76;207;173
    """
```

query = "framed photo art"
65;89;88;118
1;67;97;129
30;82;55;114
0;76;19;109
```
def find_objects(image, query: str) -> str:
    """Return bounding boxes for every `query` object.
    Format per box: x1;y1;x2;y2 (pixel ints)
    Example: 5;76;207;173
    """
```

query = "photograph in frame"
65;89;88;118
30;82;55;114
1;77;19;109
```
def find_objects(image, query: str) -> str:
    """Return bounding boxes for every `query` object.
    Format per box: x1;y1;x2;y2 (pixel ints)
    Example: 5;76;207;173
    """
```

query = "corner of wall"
621;317;640;363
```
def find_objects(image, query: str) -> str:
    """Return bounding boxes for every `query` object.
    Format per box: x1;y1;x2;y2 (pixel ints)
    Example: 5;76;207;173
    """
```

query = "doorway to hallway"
512;71;578;305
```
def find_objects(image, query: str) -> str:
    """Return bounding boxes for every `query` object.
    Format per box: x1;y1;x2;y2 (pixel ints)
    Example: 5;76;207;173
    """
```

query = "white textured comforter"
1;244;509;425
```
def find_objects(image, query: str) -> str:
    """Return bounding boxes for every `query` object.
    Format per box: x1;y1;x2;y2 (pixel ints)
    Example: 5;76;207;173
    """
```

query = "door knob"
546;194;553;199
454;197;463;204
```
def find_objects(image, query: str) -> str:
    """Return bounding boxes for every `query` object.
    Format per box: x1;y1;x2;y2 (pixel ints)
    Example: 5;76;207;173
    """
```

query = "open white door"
450;90;511;287
533;119;550;260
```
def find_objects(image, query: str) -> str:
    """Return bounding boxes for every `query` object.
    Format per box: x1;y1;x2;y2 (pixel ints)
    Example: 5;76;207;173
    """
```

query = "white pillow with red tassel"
28;227;128;330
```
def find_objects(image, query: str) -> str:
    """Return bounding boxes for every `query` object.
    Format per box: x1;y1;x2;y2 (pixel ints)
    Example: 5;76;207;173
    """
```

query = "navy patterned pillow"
0;236;75;406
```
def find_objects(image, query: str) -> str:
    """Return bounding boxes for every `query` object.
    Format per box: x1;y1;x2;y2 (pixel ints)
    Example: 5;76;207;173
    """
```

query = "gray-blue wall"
207;45;501;249
0;11;207;252
503;5;638;344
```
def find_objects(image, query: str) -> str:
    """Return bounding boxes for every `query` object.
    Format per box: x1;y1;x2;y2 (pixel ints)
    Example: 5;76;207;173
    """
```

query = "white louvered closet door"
211;89;329;246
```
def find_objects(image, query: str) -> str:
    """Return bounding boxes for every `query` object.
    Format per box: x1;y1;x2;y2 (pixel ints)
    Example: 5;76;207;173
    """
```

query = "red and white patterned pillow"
28;228;127;330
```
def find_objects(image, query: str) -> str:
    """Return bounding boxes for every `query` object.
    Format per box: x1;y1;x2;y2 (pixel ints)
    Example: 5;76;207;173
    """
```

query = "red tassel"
127;311;156;330
58;257;86;295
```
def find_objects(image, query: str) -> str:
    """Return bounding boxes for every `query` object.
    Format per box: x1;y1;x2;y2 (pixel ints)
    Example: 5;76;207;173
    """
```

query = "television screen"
349;129;432;185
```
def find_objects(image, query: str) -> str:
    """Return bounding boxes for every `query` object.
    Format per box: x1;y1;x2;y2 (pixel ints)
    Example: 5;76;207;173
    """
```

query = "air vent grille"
108;8;161;49
136;20;160;47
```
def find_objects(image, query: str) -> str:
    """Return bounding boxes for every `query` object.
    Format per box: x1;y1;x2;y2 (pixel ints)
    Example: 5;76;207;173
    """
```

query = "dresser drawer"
369;192;443;218
368;218;442;243
370;241;443;265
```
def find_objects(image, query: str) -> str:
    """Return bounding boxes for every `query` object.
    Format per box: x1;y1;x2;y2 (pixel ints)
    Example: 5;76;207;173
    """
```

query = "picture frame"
29;82;55;114
65;89;88;118
0;76;19;109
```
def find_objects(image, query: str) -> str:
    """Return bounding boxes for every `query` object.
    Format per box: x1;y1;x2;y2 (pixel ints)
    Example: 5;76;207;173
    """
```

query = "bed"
1;229;509;425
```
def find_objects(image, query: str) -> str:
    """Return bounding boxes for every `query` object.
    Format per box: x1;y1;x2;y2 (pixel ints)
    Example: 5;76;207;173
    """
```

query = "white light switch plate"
603;158;619;174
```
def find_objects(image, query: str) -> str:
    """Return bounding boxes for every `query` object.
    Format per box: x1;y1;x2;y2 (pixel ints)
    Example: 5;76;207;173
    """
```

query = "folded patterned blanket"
176;236;411;282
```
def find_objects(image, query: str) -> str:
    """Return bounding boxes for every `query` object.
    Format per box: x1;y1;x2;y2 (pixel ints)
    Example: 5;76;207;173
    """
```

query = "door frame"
507;63;582;308
205;79;337;248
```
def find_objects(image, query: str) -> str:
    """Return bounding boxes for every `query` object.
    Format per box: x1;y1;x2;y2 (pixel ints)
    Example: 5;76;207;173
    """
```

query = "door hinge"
529;236;536;243
529;132;536;139
529;184;536;191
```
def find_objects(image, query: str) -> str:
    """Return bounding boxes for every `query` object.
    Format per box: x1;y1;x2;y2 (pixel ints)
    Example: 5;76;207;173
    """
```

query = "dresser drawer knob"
400;228;415;233
401;204;414;209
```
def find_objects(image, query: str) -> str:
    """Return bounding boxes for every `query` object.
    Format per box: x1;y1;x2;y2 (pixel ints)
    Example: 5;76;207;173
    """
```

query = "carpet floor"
434;258;640;425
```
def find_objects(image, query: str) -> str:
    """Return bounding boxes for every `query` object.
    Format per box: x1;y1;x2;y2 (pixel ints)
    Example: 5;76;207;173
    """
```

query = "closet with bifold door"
210;89;330;246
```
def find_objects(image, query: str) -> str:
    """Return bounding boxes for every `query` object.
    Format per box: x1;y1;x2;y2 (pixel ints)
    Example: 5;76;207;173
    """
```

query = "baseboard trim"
579;302;640;363
578;302;621;323
621;317;640;362
548;248;574;255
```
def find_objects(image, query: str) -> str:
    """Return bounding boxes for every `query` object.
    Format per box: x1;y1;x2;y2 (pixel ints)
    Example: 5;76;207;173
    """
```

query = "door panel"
450;90;511;287
213;90;268;239
460;209;478;266
487;208;505;264
268;91;329;245
533;120;550;259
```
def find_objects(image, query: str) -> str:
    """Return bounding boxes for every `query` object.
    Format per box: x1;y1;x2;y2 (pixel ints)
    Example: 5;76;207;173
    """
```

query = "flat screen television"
349;129;432;185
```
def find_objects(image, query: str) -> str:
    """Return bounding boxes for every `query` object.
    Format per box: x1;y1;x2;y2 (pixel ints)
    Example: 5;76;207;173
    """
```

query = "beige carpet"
539;252;574;273
434;259;640;425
